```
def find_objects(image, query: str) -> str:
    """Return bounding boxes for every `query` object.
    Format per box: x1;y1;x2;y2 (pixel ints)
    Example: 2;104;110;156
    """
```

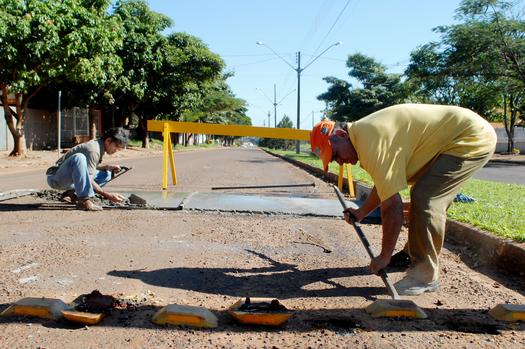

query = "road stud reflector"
365;299;428;319
61;310;105;325
489;304;525;322
1;297;70;320
152;304;218;328
228;298;294;326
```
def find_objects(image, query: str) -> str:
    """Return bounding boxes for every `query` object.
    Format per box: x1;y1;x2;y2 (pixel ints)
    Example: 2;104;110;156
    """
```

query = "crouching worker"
310;104;496;295
46;127;128;211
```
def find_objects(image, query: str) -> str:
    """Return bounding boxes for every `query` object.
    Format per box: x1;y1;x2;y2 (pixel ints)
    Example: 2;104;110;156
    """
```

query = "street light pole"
256;41;341;153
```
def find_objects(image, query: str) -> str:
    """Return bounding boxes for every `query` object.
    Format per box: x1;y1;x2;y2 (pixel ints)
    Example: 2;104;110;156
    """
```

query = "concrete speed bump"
489;304;525;322
152;304;218;328
1;297;71;320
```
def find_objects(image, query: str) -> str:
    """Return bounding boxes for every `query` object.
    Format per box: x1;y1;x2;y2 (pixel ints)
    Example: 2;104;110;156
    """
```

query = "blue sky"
147;0;462;129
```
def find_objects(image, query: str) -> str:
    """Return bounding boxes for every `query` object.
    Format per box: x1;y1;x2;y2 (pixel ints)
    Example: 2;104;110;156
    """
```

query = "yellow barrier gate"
147;120;354;196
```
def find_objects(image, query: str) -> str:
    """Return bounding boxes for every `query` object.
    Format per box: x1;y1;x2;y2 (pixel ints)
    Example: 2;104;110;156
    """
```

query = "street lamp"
257;41;341;153
256;85;295;127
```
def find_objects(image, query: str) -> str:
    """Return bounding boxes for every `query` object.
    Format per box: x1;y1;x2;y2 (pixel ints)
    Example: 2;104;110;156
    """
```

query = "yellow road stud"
365;299;428;319
489;304;525;322
1;297;70;320
61;310;105;325
152;304;218;328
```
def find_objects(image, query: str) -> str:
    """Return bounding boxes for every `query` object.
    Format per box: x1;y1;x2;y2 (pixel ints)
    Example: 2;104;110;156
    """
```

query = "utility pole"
295;51;301;154
273;84;277;127
268;112;271;127
256;41;341;154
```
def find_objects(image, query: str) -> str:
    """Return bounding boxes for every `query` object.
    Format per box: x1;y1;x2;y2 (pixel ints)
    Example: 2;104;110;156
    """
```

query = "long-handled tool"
333;185;427;319
211;183;315;190
106;166;132;185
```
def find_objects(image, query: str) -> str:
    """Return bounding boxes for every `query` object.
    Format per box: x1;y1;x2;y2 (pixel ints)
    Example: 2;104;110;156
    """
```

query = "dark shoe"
76;198;103;211
388;250;411;269
60;189;78;204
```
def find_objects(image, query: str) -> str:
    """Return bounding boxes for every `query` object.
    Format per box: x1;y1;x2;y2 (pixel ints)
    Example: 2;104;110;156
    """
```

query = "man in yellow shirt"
311;104;497;295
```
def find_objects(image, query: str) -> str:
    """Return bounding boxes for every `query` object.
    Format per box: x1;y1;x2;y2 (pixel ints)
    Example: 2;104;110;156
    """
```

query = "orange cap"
310;120;335;172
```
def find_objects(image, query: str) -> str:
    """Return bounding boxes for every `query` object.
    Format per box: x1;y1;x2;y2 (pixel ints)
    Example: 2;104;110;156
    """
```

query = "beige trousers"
407;152;493;283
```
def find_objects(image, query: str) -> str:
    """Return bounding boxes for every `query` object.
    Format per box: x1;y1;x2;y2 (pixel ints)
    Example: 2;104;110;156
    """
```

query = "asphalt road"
474;161;525;185
1;147;524;348
0;148;337;198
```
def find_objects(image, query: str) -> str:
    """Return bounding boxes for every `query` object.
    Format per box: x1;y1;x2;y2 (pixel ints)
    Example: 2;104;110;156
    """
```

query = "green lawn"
266;148;525;242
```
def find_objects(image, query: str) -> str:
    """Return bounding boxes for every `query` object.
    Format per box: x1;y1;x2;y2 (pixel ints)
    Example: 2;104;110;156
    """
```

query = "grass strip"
267;148;525;242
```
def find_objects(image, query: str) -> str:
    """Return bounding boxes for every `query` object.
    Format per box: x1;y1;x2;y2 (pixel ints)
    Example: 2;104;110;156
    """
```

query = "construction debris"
228;298;294;326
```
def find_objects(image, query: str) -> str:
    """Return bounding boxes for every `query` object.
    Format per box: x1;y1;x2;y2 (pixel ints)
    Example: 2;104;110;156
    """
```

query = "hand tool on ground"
105;165;132;184
211;182;315;190
333;185;427;319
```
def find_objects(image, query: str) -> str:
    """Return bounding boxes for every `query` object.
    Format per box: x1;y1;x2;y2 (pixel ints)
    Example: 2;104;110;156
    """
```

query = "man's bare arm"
370;192;403;274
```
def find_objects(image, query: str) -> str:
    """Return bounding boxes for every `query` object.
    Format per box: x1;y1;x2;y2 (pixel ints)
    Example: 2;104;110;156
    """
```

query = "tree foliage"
0;0;123;155
318;53;407;122
405;0;525;151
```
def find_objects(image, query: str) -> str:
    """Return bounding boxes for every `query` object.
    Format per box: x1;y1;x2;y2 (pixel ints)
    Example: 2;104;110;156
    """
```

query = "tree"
133;32;225;146
318;53;407;122
259;115;294;150
0;0;123;156
406;0;525;152
111;0;171;146
181;74;250;145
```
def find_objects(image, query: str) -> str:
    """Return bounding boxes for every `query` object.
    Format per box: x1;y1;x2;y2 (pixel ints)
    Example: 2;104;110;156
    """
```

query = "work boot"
394;275;439;296
76;198;103;211
387;250;411;270
60;189;78;204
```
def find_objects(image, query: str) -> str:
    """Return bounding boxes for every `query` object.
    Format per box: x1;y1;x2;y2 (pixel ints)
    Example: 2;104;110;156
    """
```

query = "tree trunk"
88;106;98;140
141;114;149;148
1;86;27;156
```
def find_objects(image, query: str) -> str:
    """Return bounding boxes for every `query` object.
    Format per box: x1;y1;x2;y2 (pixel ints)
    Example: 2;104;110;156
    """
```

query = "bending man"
46;127;128;211
310;104;496;295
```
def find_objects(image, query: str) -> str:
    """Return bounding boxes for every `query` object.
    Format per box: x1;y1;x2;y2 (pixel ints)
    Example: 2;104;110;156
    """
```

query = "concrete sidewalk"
489;153;525;164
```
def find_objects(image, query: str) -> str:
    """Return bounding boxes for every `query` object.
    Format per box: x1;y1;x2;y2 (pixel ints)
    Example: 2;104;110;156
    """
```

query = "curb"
487;159;525;165
265;150;525;278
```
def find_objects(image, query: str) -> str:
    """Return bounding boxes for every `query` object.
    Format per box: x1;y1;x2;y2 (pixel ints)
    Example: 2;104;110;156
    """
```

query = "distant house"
0;105;102;151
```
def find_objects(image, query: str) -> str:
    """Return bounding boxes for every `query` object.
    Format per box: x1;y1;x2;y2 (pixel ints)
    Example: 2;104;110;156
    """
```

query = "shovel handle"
333;185;400;300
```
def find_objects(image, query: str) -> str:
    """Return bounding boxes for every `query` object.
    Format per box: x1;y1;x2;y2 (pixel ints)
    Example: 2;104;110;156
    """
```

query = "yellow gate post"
162;123;177;190
338;164;355;197
346;163;355;197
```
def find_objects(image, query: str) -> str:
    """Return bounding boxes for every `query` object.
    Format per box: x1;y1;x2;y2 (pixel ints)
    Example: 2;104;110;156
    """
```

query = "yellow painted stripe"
147;120;310;141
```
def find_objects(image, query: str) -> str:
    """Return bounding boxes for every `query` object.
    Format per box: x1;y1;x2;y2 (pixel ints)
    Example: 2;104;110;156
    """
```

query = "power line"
312;0;353;56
